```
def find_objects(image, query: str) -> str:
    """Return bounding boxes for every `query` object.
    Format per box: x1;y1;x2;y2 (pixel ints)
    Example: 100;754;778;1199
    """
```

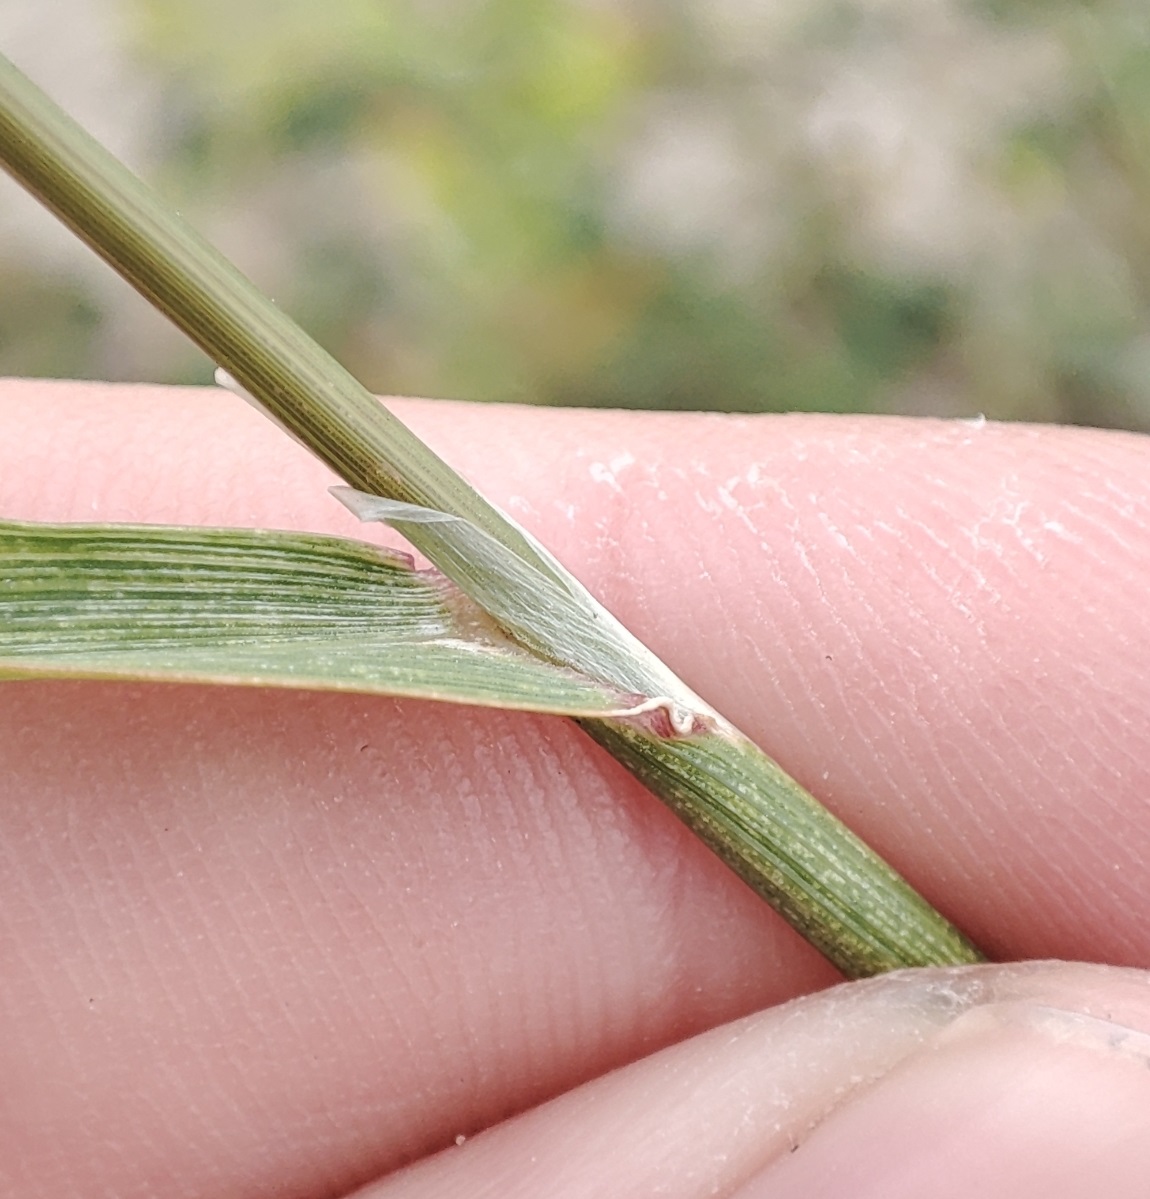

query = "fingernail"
734;1000;1150;1199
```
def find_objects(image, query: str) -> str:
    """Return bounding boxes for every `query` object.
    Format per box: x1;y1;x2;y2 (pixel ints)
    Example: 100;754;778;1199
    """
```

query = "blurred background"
4;0;1150;427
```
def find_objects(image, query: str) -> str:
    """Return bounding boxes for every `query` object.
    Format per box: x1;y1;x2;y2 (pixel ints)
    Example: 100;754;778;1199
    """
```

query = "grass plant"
0;53;985;977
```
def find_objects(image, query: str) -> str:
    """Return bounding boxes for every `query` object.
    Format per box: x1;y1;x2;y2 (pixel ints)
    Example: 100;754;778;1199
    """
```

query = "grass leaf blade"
0;520;644;717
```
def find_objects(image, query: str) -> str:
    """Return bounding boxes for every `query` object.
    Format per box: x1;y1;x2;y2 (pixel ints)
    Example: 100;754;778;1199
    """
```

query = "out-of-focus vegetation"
4;0;1150;427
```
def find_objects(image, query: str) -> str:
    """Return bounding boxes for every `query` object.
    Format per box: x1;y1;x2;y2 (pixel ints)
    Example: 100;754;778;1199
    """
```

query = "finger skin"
1;380;1148;1197
360;962;1150;1199
746;1000;1150;1199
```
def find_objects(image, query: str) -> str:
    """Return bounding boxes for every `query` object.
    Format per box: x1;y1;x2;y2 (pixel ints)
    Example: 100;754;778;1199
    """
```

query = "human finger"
2;380;1148;1197
361;961;1150;1199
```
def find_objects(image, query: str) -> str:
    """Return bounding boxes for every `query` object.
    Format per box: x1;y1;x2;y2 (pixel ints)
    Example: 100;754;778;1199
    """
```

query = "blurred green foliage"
6;0;1150;427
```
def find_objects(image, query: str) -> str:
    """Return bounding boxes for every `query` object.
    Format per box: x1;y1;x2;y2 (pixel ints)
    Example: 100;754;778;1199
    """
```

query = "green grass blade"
0;520;645;716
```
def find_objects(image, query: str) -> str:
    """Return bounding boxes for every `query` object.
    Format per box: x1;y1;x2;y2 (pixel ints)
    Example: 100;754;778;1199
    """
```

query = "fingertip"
741;980;1150;1199
365;963;1150;1199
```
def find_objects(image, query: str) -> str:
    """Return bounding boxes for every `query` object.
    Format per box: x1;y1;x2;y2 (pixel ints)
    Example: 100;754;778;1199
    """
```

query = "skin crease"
0;377;1148;1197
